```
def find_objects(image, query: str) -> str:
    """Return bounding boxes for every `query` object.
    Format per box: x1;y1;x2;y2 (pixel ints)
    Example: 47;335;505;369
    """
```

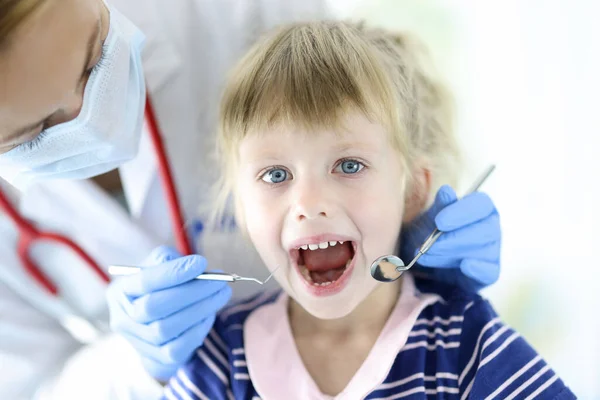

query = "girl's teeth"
298;240;346;250
299;265;335;286
301;265;312;282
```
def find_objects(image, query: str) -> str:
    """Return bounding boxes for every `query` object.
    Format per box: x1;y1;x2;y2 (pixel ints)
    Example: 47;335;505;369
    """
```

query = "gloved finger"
402;185;457;243
426;185;458;218
108;298;178;382
141;245;182;265
107;279;139;320
435;192;496;232
116;285;232;343
460;258;500;286
415;241;500;268
421;214;500;254
127;278;230;323
107;286;131;332
119;254;208;297
121;315;217;366
140;356;176;383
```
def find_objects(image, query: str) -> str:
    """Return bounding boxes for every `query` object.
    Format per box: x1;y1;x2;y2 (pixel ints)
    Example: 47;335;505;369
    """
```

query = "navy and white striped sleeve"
457;299;577;399
162;326;233;400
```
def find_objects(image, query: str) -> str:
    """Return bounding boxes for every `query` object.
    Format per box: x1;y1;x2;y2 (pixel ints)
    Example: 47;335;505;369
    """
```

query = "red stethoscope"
0;95;192;296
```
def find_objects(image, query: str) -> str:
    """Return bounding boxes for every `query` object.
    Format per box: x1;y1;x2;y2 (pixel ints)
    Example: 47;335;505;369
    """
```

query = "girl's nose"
296;207;328;221
292;179;333;221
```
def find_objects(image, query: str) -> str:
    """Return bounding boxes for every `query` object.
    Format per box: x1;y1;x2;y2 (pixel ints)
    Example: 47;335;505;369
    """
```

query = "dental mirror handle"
108;265;237;282
400;164;496;271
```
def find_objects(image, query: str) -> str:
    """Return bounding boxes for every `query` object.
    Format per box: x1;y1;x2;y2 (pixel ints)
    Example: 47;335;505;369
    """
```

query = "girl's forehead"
239;112;392;149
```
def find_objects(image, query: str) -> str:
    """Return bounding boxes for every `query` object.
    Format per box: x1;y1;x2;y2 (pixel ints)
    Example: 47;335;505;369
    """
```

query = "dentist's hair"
210;21;461;227
0;0;47;50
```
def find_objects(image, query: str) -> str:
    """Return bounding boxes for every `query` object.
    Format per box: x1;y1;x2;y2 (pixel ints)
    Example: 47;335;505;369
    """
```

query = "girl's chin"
289;281;367;319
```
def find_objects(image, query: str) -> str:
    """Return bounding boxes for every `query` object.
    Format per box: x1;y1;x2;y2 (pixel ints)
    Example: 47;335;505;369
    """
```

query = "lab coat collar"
118;121;159;220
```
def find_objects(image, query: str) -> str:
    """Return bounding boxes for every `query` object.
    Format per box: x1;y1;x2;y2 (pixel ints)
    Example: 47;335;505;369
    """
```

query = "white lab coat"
0;0;332;399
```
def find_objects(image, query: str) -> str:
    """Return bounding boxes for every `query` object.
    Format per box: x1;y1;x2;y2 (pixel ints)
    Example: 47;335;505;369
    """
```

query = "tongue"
303;242;352;272
310;267;345;284
302;242;352;284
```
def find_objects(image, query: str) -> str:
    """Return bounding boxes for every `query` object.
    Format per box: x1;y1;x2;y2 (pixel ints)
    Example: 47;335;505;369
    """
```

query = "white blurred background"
329;0;600;398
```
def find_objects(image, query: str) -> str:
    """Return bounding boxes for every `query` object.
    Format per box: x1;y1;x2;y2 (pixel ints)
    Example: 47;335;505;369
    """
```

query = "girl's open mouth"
290;240;357;296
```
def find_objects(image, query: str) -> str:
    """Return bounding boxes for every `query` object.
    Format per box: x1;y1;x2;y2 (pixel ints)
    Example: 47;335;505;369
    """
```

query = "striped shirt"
163;274;576;399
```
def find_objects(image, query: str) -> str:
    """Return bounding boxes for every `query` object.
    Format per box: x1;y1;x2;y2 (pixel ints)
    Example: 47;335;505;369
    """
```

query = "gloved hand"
106;246;232;382
400;185;501;292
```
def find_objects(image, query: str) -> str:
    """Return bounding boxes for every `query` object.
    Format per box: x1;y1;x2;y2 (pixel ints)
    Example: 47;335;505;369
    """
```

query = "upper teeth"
299;241;345;250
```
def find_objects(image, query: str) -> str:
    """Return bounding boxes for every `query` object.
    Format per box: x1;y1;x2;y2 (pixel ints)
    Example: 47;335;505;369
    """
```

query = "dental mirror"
370;165;496;283
370;256;409;282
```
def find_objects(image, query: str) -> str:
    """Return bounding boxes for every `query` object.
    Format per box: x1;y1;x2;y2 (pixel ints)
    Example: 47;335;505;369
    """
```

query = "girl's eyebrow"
242;156;283;166
332;140;380;153
243;140;378;161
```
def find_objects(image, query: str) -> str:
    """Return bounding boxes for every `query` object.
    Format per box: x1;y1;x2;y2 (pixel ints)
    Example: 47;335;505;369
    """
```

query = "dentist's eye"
335;159;364;174
86;44;108;76
261;168;289;184
23;130;50;151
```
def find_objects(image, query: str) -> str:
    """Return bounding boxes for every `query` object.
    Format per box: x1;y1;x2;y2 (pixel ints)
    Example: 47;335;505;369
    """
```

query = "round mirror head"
370;255;409;282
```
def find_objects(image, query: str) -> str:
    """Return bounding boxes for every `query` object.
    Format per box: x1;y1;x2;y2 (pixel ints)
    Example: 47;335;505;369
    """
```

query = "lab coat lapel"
111;0;183;221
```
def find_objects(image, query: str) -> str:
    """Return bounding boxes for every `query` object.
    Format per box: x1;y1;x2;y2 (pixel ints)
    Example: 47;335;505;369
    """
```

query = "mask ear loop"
145;94;193;255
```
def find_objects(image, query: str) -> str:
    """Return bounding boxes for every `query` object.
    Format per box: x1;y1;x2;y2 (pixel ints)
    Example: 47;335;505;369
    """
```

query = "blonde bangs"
219;22;406;153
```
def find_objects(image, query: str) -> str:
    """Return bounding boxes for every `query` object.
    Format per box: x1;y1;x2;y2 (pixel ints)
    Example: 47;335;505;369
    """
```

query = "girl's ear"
403;166;431;223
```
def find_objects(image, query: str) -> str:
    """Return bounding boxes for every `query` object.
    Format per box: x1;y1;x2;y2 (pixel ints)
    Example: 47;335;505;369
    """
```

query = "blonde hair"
211;21;461;227
0;0;47;50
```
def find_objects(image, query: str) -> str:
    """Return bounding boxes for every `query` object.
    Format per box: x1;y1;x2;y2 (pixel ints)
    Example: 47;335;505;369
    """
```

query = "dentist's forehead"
0;0;102;145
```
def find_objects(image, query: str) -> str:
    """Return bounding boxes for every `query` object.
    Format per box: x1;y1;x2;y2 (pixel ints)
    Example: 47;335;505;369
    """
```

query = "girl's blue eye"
338;159;364;174
261;168;288;183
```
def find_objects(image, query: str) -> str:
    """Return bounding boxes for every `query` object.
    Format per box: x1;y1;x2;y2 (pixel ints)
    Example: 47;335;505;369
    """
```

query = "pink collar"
244;273;442;399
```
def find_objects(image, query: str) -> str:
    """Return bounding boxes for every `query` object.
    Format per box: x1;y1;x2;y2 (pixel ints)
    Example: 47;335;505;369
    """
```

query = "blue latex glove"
400;185;501;292
106;246;232;382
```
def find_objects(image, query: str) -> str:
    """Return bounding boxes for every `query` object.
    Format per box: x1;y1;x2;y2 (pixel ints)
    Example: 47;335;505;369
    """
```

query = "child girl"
164;21;575;400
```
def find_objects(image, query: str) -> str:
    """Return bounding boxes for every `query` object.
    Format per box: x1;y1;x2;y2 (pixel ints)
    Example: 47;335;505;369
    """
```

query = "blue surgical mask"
0;5;146;189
